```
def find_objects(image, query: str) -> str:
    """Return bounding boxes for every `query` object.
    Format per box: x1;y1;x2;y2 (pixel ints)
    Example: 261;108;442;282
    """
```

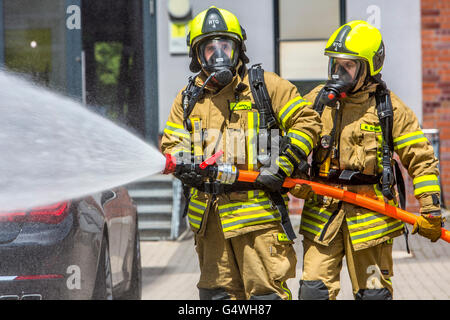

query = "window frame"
273;0;346;90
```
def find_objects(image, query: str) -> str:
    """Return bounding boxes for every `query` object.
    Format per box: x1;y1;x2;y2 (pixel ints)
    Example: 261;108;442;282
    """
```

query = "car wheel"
92;233;113;300
118;227;142;300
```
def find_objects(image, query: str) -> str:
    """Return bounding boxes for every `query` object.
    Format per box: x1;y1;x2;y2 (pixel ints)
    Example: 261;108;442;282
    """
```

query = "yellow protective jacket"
300;84;440;250
161;65;321;238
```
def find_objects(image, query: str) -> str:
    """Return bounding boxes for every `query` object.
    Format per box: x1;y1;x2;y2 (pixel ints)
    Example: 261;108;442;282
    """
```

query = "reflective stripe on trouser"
186;189;208;232
300;220;394;300
195;203;296;300
300;185;404;249
217;194;288;237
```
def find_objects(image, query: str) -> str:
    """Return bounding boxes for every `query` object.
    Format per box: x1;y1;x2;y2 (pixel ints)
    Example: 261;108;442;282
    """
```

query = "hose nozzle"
162;154;177;174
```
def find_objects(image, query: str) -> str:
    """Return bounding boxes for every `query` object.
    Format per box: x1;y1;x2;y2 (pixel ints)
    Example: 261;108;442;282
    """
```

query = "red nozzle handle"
162;150;224;174
162;154;177;174
200;150;224;169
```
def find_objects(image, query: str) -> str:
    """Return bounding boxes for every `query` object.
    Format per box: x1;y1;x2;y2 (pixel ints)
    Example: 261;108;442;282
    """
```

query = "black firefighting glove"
255;165;287;193
173;156;204;188
175;170;204;188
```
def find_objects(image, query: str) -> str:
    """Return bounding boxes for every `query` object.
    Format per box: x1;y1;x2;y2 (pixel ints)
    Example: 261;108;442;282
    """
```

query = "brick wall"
420;0;450;209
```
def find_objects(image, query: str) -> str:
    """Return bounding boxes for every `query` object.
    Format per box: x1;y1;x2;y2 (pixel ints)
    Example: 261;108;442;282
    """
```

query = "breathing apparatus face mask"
328;57;362;89
320;57;364;106
197;37;239;87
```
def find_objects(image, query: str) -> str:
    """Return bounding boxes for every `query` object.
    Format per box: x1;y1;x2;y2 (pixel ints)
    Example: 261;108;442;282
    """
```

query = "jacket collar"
341;82;378;105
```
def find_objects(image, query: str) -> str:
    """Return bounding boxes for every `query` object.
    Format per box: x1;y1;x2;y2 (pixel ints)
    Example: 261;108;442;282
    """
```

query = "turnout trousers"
194;200;297;300
299;220;394;300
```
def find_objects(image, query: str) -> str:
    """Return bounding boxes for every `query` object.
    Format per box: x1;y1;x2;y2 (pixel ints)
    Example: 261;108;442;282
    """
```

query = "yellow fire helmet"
324;20;385;77
186;6;249;72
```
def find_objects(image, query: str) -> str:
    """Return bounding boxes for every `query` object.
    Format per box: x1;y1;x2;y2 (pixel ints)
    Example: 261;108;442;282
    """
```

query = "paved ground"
140;214;450;300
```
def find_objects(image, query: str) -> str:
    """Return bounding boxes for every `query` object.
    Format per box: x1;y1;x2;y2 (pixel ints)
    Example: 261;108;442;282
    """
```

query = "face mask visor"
328;57;362;86
198;37;239;73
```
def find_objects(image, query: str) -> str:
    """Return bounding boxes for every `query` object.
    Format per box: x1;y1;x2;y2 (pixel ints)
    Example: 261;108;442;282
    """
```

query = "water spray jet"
0;70;166;212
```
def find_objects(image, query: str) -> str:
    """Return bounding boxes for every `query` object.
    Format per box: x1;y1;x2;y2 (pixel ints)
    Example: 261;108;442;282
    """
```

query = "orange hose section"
237;170;260;183
237;170;450;243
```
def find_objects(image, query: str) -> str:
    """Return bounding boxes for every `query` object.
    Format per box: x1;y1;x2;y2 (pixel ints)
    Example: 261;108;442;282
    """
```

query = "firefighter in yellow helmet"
290;20;443;300
161;6;321;300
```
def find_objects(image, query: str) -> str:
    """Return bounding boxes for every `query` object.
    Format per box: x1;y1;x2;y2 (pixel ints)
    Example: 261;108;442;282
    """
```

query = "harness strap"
268;191;297;241
248;64;279;166
314;169;381;185
248;64;277;130
248;64;296;240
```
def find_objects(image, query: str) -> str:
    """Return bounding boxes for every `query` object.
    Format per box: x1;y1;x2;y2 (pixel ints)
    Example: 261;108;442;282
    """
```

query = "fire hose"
163;151;450;243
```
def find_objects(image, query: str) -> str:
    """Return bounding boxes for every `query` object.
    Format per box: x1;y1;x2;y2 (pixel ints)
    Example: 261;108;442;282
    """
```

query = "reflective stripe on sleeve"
276;155;294;176
287;129;313;156
413;175;441;196
164;121;190;139
393;130;428;150
278;97;311;128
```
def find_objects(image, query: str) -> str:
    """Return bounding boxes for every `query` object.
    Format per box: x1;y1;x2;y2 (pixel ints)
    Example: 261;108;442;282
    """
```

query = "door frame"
65;0;83;100
0;0;4;66
142;0;159;145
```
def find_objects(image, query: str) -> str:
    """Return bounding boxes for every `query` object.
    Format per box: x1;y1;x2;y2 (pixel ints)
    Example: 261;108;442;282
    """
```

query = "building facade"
0;0;446;211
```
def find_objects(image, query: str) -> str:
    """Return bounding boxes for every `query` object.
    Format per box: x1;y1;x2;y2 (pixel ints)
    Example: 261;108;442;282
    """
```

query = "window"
275;0;344;95
3;0;67;90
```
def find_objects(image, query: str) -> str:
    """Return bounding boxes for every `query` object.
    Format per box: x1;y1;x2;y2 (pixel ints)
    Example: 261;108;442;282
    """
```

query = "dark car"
0;186;141;300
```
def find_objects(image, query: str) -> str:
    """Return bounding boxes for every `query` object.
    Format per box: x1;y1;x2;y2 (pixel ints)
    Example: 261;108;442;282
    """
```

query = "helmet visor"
328;57;362;84
198;37;239;71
